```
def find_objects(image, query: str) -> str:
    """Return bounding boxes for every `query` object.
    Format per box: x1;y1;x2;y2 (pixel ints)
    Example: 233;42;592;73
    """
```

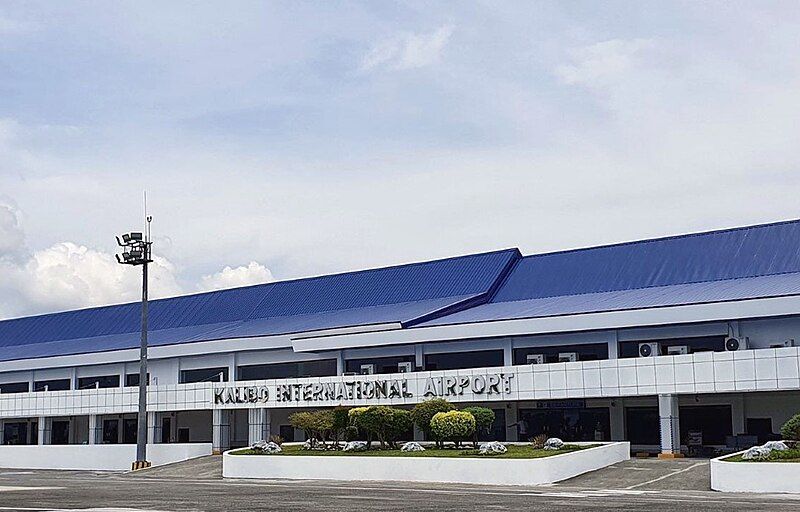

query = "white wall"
223;442;630;485
0;443;212;471
711;453;800;493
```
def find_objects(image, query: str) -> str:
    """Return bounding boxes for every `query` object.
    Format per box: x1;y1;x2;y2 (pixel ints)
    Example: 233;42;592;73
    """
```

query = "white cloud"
555;38;654;88
0;200;25;260
199;261;274;291
361;24;454;71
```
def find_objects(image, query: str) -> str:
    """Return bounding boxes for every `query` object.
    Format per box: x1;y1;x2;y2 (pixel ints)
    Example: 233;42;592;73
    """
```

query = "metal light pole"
116;216;153;470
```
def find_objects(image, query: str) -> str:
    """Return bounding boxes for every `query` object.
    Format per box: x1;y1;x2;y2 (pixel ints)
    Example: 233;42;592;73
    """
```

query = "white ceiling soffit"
290;295;800;352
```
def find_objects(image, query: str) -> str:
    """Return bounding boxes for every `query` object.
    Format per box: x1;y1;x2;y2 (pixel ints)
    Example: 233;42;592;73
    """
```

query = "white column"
503;339;513;366
147;412;160;444
37;416;52;445
88;415;99;444
610;399;625;441
248;408;268;445
336;351;346;375
608;331;619;359
414;345;424;370
658;394;682;457
212;409;230;454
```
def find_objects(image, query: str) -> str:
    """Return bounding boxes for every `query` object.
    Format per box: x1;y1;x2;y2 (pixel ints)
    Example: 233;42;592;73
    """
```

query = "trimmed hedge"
462;406;495;448
431;410;476;447
411;398;454;447
349;406;412;449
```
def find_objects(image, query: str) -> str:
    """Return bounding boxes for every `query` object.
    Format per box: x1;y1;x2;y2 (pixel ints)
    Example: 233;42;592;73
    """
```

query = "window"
279;425;295;442
0;382;29;394
680;405;732;445
238;359;337;380
344;356;415;375
513;343;609;365
424;350;503;371
619;336;726;358
2;422;30;445
179;367;229;384
33;379;70;392
125;373;150;387
78;375;120;389
519;407;609;442
103;419;119;444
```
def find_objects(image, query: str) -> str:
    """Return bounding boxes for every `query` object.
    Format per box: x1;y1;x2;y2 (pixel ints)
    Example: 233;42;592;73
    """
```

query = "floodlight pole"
135;233;150;466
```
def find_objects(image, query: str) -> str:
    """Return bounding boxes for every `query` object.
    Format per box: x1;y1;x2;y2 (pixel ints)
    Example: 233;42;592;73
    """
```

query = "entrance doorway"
519;407;610;441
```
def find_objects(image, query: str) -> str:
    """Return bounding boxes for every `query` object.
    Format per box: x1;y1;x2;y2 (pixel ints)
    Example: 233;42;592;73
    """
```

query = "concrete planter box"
711;451;800;493
0;443;213;471
223;442;630;486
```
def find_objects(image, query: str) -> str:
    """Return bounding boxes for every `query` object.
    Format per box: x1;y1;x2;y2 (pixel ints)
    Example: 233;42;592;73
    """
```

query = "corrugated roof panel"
419;271;800;327
493;220;800;302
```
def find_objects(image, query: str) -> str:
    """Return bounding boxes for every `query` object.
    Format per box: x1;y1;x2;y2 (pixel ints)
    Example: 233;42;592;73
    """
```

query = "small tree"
331;407;350;448
462;407;495;448
348;406;412;449
782;413;800;441
430;410;476;448
289;411;316;447
411;398;454;448
289;410;335;449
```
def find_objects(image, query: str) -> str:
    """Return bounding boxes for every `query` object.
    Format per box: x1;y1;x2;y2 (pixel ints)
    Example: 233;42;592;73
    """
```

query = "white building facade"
1;221;800;460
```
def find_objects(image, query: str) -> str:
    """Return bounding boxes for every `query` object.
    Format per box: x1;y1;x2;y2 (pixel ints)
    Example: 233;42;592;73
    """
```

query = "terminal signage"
212;373;514;406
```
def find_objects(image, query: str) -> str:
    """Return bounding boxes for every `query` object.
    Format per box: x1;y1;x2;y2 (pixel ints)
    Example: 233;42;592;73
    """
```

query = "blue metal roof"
420;219;800;327
0;249;520;361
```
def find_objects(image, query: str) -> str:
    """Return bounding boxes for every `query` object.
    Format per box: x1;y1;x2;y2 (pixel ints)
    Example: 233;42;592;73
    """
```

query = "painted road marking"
0;486;63;492
625;462;706;490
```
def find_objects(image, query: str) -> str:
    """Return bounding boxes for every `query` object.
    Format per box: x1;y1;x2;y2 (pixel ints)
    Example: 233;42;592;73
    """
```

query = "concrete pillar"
658;394;682;458
608;331;619;359
212;409;230;455
247;408;269;445
88;415;99;444
147;412;160;445
37;416;52;445
610;399;625;441
414;345;424;369
336;351;346;375
503;339;513;367
506;404;519;442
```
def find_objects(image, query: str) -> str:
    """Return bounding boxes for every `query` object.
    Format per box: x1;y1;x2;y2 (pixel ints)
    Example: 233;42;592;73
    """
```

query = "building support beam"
212;409;230;455
147;412;160;444
609;399;625;441
88;415;99;445
503;339;513;367
336;351;345;376
247;408;269;445
37;416;52;445
658;394;683;458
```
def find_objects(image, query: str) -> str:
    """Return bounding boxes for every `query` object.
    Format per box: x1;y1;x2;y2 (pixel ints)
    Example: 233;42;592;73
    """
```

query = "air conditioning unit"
526;354;545;365
725;336;747;352
638;342;661;357
397;362;413;373
558;352;578;363
359;364;376;375
666;345;689;356
769;339;795;349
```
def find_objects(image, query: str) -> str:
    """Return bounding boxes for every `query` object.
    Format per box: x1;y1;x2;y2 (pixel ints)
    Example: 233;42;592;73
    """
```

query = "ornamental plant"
462;406;495;448
781;413;800;441
430;410;476;448
411;398;455;447
289;409;336;449
349;406;411;449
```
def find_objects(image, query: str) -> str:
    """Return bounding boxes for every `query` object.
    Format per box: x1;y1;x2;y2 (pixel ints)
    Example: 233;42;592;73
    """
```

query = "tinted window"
424;350;503;371
33;379;70;392
180;367;228;384
0;382;29;394
345;356;415;374
78;375;120;389
125;373;150;387
239;359;337;380
625;407;659;445
513;343;609;365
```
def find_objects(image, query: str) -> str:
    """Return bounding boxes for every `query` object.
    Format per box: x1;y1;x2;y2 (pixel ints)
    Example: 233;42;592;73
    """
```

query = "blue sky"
1;1;800;317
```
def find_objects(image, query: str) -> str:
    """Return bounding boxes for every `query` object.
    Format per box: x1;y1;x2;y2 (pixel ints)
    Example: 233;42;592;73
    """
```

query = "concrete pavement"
0;456;798;511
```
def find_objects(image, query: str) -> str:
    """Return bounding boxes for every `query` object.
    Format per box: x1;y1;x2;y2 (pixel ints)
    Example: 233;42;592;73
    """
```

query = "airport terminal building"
2;220;800;459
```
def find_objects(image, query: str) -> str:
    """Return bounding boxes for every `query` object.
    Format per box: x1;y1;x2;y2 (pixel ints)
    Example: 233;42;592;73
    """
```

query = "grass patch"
725;448;800;463
232;443;596;459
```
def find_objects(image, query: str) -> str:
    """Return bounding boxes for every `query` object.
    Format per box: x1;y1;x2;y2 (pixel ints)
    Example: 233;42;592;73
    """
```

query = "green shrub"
462;407;495;448
349;406;411;449
331;407;350;447
430;410;476;448
782;413;800;441
411;398;454;447
289;410;335;448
